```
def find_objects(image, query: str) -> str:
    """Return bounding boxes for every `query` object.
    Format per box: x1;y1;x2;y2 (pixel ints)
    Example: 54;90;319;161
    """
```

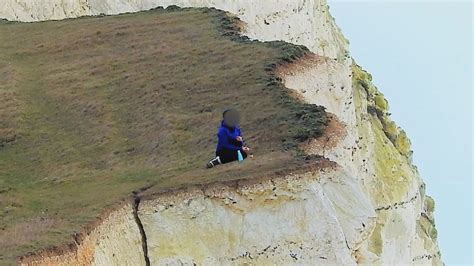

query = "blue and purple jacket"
216;121;243;151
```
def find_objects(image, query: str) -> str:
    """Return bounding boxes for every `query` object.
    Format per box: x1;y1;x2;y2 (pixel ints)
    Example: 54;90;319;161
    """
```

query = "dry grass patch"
0;7;326;264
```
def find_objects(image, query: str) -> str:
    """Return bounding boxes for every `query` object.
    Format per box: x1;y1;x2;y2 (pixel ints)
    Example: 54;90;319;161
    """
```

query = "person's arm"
218;128;242;150
228;136;243;146
237;128;250;152
229;128;244;145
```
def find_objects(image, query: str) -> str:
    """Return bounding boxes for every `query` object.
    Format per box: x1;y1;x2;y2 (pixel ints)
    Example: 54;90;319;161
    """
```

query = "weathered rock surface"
139;168;373;265
5;0;441;265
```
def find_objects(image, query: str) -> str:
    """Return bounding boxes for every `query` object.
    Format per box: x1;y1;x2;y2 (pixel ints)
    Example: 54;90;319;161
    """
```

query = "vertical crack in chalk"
133;196;150;266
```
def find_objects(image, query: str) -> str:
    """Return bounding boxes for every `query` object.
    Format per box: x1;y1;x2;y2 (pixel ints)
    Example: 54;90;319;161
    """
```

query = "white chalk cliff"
3;0;441;265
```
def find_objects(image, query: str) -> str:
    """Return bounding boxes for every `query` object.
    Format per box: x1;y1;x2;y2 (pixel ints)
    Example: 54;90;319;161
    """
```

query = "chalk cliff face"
3;1;441;265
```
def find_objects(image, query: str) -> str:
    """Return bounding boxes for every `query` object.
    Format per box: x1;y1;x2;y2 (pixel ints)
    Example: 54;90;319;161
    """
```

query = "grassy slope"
0;7;326;263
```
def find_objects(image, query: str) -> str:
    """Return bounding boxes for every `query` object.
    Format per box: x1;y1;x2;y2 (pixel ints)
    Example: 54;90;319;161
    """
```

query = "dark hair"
222;108;233;118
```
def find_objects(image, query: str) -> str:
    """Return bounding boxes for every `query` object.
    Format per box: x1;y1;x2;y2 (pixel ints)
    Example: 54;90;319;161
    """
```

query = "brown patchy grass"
0;7;326;264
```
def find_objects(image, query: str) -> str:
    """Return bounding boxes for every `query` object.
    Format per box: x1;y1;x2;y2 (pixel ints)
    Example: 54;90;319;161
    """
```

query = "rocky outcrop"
138;167;375;265
4;0;441;265
277;55;441;264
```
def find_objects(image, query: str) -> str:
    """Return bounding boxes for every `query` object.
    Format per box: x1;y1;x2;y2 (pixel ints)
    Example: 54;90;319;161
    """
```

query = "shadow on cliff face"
0;6;327;263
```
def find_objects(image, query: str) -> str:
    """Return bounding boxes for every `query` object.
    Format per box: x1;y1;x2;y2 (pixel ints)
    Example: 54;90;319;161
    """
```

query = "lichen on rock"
352;63;413;160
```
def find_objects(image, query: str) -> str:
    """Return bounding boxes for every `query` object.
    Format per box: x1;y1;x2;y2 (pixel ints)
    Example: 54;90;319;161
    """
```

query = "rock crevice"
133;196;151;266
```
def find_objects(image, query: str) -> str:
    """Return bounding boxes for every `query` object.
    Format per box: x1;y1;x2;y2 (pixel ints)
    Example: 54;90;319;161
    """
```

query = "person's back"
207;109;250;168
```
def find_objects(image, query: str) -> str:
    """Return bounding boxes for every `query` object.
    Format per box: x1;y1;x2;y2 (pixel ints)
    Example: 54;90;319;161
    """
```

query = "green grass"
0;7;326;264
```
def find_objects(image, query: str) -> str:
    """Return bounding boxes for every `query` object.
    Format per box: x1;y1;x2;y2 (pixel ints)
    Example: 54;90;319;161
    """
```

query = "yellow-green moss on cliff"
352;63;417;205
352;64;412;159
352;62;442;262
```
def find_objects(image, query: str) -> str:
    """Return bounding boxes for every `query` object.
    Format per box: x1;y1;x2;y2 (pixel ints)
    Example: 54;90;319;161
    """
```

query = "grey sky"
327;0;473;264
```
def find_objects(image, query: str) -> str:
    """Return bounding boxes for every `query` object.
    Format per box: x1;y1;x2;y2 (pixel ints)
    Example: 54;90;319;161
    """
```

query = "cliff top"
0;7;327;263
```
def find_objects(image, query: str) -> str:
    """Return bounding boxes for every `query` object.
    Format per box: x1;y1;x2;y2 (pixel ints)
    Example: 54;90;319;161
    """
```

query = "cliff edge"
0;1;441;265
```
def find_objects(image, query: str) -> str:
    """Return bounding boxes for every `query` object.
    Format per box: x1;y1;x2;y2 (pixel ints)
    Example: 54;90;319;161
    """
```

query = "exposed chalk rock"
138;168;375;265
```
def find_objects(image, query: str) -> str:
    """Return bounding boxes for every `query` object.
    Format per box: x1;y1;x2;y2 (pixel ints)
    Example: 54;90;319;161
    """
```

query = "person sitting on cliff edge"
206;109;251;168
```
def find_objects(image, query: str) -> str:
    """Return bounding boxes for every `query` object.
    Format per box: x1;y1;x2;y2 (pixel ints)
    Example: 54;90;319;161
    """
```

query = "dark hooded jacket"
216;121;243;151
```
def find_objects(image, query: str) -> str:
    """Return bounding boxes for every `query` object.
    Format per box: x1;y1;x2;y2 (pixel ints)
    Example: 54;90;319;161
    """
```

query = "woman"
206;109;250;168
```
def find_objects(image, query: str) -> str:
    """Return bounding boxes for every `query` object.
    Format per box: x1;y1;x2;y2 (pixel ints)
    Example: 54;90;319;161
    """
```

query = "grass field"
0;7;326;263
